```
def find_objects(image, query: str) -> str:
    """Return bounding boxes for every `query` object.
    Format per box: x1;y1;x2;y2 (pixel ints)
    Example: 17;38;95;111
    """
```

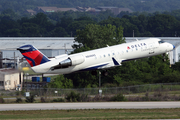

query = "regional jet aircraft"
17;38;175;74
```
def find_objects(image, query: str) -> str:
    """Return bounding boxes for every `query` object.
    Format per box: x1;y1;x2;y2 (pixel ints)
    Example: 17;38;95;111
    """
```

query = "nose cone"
167;43;175;52
173;45;175;49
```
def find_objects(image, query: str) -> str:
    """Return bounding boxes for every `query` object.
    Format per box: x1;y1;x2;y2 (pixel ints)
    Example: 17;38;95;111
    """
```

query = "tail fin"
17;45;50;67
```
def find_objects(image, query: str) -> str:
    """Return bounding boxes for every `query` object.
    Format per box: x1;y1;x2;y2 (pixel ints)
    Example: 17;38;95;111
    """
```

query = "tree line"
1;9;180;37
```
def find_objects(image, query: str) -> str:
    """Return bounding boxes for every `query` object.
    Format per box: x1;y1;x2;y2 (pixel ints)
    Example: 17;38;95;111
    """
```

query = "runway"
0;102;180;111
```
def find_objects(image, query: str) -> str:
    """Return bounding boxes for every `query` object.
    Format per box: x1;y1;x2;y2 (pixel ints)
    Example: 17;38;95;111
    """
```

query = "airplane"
17;38;175;75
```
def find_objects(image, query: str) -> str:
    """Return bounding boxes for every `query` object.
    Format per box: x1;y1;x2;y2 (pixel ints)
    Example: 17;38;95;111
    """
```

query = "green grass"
0;109;180;119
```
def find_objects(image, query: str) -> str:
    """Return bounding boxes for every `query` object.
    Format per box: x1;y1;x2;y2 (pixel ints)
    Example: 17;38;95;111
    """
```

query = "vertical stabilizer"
17;45;50;67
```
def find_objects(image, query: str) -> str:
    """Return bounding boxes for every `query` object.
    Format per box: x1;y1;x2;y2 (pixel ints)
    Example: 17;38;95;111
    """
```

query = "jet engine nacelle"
51;54;85;70
58;54;85;68
69;54;85;66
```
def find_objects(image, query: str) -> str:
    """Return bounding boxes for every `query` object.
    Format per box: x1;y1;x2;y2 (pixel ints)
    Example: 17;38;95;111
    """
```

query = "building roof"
97;6;118;9
26;9;37;15
0;37;77;50
37;7;58;12
56;8;77;12
119;8;133;13
27;9;36;13
36;7;77;12
1;37;180;51
96;7;133;15
0;68;20;75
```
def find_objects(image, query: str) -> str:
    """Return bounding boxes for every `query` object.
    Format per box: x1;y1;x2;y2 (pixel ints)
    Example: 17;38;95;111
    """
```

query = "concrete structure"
34;7;78;13
0;68;23;90
0;37;179;67
0;37;77;68
0;37;76;58
97;7;133;15
26;6;133;15
26;9;36;15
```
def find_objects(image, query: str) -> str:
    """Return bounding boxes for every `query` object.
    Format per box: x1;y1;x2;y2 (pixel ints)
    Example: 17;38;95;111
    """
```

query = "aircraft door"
149;43;155;54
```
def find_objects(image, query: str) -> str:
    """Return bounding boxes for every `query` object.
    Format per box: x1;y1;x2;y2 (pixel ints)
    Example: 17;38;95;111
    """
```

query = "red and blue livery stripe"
17;45;50;67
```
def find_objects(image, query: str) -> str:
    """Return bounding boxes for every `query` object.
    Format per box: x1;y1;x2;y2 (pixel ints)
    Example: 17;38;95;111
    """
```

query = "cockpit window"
158;40;165;44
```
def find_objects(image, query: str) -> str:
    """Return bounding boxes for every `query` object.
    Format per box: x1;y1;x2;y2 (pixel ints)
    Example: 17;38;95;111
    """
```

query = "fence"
1;82;180;97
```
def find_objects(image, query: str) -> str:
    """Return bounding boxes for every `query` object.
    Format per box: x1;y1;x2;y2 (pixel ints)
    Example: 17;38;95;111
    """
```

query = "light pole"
25;73;29;92
99;71;102;96
99;71;101;87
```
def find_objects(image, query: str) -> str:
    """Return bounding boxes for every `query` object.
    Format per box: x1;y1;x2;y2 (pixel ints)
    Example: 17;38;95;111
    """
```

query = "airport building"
0;37;76;68
0;68;23;90
0;37;179;68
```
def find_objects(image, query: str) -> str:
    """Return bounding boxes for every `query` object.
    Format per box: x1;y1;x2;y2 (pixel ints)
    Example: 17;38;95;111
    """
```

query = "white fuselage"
31;38;174;74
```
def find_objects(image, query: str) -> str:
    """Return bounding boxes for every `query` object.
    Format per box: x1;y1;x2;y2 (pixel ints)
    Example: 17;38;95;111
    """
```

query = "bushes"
1;90;180;103
52;98;65;102
16;97;23;103
25;95;35;103
0;97;4;103
66;91;89;102
111;93;127;101
80;94;89;102
40;97;46;103
66;91;81;102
